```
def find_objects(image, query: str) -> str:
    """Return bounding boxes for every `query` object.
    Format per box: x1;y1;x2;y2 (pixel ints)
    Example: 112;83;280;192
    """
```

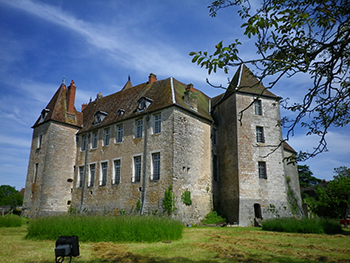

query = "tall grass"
26;215;183;242
262;217;343;234
0;215;22;227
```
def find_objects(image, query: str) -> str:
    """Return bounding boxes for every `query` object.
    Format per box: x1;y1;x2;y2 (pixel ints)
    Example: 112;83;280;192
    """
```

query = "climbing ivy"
163;185;177;215
181;189;192;206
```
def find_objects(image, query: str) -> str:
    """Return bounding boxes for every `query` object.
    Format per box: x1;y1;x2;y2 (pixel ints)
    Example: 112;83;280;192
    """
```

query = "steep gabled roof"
214;64;280;107
32;83;83;128
78;77;212;134
283;141;297;154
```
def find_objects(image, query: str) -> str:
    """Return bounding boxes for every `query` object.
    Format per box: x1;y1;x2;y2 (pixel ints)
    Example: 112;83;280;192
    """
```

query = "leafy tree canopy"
298;165;321;188
0;185;23;207
190;0;350;160
334;166;350;178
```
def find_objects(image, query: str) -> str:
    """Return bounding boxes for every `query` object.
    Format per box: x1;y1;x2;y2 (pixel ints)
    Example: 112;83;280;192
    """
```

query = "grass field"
1;224;350;262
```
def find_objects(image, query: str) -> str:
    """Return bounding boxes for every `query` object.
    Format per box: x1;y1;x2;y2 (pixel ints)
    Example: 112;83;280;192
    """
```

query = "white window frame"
91;131;98;149
99;161;108;186
88;163;96;187
151;152;160;181
81;135;87;151
33;163;39;183
254;99;263;115
103;127;110;146
132;155;142;182
116;124;123;143
37;133;43;149
135;119;143;138
77;166;84;188
154;113;161;134
113;158;122;185
256;126;265;143
258;161;267;179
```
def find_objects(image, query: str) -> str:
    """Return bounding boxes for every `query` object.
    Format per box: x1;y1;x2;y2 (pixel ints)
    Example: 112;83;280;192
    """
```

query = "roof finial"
128;75;131;82
62;76;65;84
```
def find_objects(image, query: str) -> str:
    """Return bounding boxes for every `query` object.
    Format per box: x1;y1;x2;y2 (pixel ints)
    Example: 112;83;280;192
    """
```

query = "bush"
202;211;226;225
0;215;22;227
26;215;184;242
262;217;343;234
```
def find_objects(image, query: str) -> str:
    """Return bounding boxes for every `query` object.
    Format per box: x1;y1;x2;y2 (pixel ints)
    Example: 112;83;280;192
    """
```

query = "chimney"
81;103;87;111
149;73;157;84
184;83;198;111
67;80;76;114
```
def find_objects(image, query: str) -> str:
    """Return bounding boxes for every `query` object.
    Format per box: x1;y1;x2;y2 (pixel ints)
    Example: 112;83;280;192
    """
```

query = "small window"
258;162;267;179
154;114;161;134
91;131;98;149
256;127;264;143
33;163;39;184
117;109;125;117
88;164;96;187
116;124;123;143
81;135;87;151
77;166;84;188
254;100;262;115
133;156;142;182
151;153;160;180
100;162;108;186
135;119;143;138
136;97;153;112
39;108;50;123
37;134;43;149
254;203;263;218
93;111;108;125
113;159;121;184
103;128;110;146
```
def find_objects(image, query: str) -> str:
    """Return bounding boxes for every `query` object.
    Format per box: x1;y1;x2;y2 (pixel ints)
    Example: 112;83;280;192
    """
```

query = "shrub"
202;211;226;225
262;217;342;234
26;215;183;242
0;215;22;227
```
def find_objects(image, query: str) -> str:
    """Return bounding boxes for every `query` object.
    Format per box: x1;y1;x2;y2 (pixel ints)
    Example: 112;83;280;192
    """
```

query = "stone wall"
71;106;212;224
23;121;79;217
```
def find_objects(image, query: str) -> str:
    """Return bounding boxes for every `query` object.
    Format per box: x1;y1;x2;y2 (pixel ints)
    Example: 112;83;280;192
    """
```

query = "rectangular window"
88;164;95;187
33;163;38;183
38;134;43;149
91;131;98;149
133;156;142;182
81;135;87;151
136;119;143;138
254;99;262;115
113;159;121;184
152;153;160;180
154;114;161;134
100;162;108;186
258;162;267;179
116;124;123;143
78;166;84;188
256;126;264;143
103;128;110;146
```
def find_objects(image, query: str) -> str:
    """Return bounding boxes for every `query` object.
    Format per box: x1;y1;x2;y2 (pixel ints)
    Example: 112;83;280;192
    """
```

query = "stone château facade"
23;65;302;226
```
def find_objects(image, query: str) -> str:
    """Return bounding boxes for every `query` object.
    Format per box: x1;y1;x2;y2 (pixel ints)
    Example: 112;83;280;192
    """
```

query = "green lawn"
1;225;350;262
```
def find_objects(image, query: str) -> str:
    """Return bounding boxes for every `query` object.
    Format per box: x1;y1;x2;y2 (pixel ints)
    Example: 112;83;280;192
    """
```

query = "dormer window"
93;111;108;125
117;109;125;117
39;109;50;123
136;97;153;112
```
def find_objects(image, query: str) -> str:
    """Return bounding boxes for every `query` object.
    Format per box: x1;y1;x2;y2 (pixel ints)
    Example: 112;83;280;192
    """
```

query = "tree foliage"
298;165;321;188
190;0;350;160
334;166;350;177
0;185;23;207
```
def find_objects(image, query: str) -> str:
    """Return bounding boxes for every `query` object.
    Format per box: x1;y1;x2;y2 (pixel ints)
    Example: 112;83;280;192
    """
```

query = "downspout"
140;113;149;214
79;133;90;212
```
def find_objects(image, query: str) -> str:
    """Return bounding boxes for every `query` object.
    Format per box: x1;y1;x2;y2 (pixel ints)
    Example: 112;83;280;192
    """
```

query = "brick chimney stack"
67;80;76;114
184;83;198;111
149;73;157;84
81;103;87;111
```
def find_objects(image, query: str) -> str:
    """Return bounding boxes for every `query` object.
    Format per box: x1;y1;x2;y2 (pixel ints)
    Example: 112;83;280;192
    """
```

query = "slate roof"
32;83;83;128
213;64;280;107
78;77;212;134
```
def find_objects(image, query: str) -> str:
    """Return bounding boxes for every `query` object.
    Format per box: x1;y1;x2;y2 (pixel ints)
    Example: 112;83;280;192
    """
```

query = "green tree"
190;0;350;160
334;166;350;178
308;176;350;219
0;185;23;208
298;165;321;188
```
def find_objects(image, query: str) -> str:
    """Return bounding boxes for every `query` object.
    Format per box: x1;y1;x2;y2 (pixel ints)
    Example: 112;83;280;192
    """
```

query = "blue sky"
0;0;349;191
